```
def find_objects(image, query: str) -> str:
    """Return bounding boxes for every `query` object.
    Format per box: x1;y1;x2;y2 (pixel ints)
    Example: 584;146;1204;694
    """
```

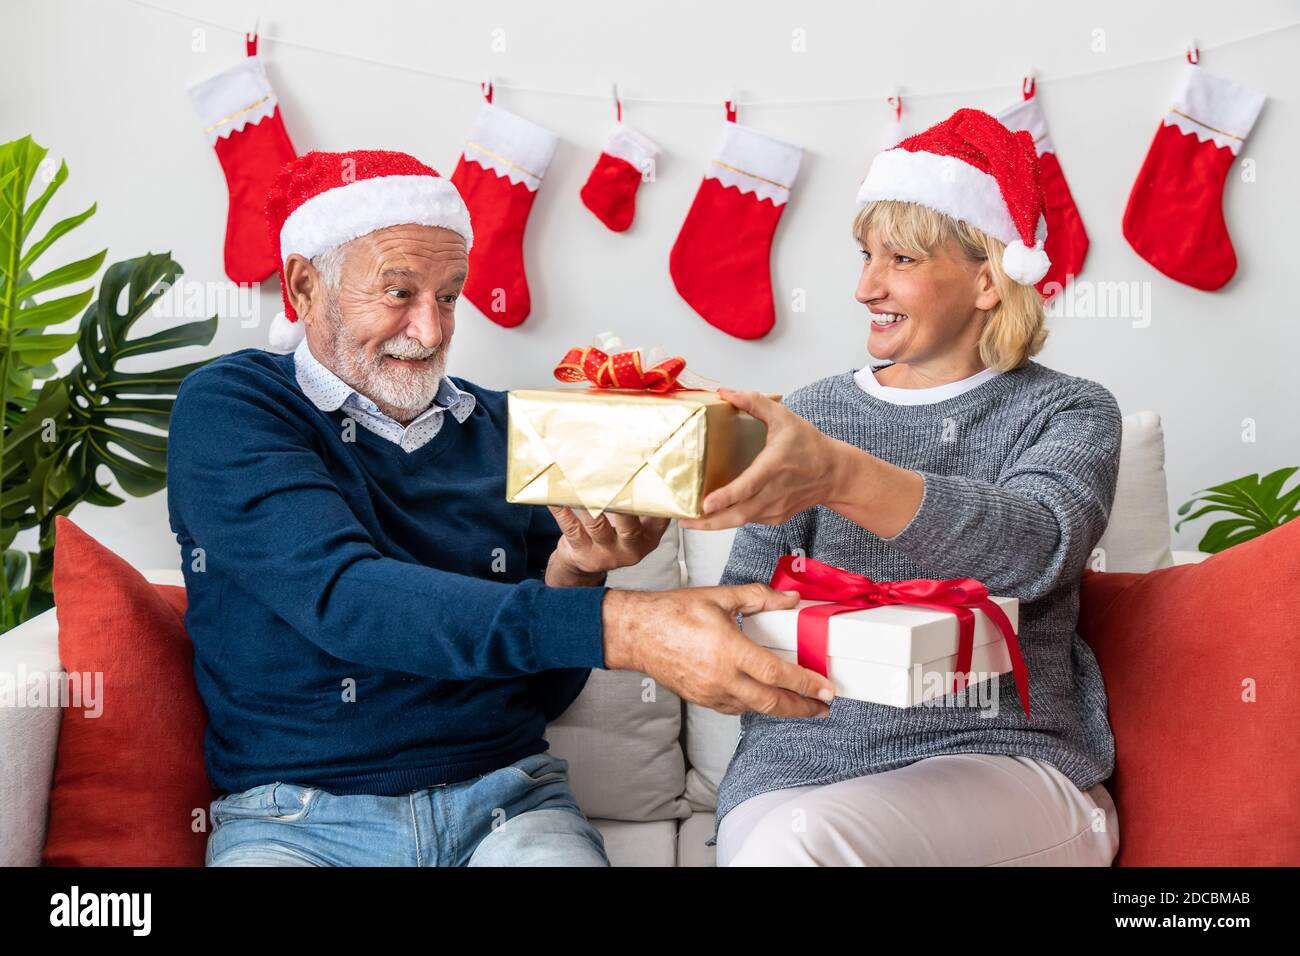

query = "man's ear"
974;259;1001;313
283;253;321;325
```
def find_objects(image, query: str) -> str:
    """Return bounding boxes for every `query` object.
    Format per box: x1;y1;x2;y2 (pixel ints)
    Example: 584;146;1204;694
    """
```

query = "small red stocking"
581;123;662;232
998;80;1088;300
669;105;803;340
1122;60;1265;291
450;89;558;328
188;36;296;284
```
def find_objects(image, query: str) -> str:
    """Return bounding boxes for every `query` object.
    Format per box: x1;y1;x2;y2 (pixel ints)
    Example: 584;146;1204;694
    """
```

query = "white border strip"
704;122;803;205
188;56;278;145
603;122;661;170
856;148;1046;247
997;97;1055;156
279;174;474;260
1162;63;1265;154
462;103;559;190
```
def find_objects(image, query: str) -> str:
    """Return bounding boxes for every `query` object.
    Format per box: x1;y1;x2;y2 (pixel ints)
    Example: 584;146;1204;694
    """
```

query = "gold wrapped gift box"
506;387;775;519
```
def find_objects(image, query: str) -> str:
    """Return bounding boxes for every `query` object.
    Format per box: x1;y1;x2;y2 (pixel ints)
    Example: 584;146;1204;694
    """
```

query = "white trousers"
717;753;1118;867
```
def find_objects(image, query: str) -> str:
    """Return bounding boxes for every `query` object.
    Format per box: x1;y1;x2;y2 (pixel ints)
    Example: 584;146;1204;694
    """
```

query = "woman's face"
854;228;1000;366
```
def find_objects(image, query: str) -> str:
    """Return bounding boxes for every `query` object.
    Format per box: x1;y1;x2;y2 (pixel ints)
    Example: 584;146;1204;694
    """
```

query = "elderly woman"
680;109;1123;867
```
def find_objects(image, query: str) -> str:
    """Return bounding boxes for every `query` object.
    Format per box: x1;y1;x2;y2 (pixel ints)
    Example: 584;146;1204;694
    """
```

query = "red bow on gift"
553;346;686;393
769;554;1031;720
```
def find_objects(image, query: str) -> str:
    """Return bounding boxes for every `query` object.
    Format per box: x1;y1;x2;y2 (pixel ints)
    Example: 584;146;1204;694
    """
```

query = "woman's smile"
870;311;909;332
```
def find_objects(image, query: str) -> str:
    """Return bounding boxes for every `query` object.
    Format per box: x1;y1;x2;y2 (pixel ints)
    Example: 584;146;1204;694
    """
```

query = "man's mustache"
378;340;440;361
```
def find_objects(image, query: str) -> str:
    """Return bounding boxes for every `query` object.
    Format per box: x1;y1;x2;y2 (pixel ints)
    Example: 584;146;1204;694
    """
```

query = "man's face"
304;224;468;419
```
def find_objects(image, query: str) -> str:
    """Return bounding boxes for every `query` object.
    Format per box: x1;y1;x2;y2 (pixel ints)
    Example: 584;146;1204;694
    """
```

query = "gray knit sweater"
708;360;1123;845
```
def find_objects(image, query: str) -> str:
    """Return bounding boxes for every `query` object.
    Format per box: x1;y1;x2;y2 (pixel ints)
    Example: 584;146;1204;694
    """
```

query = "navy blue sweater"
166;348;608;797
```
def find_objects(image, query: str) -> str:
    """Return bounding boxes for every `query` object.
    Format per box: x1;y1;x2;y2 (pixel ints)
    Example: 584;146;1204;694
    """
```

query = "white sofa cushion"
677;810;720;867
0;610;64;866
594;818;678;866
677;409;1174;812
1094;411;1175;573
680;527;741;811
683;695;741;812
545;519;692;822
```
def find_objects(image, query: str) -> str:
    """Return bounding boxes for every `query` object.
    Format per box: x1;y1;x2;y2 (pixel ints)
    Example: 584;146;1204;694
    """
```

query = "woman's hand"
545;506;671;586
679;388;851;531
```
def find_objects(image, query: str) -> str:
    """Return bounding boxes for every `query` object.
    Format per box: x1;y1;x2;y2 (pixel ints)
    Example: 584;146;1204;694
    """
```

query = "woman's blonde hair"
852;200;1046;371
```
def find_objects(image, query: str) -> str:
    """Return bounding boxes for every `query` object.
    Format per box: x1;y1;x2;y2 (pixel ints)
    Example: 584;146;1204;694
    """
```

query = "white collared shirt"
293;338;476;453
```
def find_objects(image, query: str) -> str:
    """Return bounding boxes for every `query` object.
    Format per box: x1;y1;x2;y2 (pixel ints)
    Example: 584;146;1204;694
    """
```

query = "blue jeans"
204;751;608;866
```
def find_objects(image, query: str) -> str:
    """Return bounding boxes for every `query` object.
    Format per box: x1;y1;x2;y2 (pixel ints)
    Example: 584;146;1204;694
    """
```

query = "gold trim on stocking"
1168;107;1245;142
204;94;273;134
709;159;791;192
464;141;544;182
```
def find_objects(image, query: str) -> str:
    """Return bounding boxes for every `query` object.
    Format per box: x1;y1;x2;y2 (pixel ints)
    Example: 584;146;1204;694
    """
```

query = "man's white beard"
321;291;448;418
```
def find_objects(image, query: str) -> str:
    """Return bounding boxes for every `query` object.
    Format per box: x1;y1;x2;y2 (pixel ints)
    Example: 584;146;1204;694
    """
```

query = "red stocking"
188;36;296;284
581;123;661;232
1122;61;1265;291
669;108;803;340
450;93;558;328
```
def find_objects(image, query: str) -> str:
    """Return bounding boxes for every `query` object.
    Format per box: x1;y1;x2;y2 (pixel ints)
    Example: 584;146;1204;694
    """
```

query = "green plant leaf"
43;252;216;518
11;287;94;330
1174;502;1253;531
1177;466;1299;553
18;202;96;274
1175;492;1252;517
17;249;107;300
20;158;66;244
1197;518;1264;554
10;331;81;364
1256;467;1300;523
89;362;210;395
0;138;218;633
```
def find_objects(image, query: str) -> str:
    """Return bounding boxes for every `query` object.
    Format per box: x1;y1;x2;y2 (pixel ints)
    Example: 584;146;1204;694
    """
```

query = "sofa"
0;409;1210;867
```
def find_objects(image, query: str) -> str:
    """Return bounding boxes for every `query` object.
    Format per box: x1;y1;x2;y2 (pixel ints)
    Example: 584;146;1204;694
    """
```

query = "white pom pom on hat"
1002;239;1051;285
268;310;304;350
855;108;1051;287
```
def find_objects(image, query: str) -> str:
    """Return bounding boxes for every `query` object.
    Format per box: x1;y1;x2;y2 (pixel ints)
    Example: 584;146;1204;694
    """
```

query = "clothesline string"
129;0;1298;108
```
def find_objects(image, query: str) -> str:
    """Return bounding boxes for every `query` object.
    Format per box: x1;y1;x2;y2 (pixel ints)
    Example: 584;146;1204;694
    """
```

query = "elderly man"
165;149;833;867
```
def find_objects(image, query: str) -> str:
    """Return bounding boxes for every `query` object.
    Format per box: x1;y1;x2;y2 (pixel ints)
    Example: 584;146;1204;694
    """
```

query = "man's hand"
545;506;670;587
601;583;835;718
678;387;851;531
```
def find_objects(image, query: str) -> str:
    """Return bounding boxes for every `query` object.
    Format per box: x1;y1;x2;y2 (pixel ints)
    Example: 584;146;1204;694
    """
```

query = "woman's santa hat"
855;108;1051;286
264;149;474;349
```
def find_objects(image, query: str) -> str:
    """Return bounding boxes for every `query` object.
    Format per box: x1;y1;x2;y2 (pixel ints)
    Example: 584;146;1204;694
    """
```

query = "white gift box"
741;597;1020;708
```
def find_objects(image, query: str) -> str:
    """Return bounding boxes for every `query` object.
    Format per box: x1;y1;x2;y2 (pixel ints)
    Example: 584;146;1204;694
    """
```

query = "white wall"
3;0;1298;569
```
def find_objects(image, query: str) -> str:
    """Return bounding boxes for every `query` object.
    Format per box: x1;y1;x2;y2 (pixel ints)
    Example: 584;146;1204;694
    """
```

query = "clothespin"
887;87;903;121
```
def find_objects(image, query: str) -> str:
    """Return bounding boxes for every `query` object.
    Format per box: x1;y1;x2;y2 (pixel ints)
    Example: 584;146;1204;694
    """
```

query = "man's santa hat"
264;149;474;349
855;108;1051;286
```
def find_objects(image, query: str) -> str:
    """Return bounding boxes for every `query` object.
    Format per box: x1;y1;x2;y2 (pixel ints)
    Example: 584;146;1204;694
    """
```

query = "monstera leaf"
0;136;217;628
18;254;217;611
0;135;106;627
1175;467;1300;554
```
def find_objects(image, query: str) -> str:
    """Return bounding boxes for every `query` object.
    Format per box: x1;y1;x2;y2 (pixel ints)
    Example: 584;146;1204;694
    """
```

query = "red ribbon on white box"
769;554;1032;719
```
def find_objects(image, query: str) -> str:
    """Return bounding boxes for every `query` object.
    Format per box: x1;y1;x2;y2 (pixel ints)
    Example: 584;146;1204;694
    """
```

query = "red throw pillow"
43;516;211;866
1078;518;1300;866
